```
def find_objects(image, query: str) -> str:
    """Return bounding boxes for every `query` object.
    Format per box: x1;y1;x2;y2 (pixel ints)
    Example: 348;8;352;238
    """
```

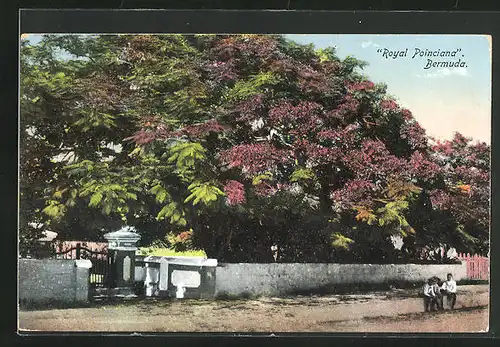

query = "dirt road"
18;285;489;333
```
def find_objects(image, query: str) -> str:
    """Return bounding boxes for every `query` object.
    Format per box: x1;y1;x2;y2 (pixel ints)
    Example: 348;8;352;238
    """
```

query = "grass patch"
139;247;206;257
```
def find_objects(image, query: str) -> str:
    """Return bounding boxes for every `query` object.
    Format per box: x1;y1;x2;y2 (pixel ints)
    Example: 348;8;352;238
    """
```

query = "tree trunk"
318;166;337;213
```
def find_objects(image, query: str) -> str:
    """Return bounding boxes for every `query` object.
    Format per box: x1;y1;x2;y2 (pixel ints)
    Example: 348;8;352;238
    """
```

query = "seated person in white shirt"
441;273;457;309
423;278;439;312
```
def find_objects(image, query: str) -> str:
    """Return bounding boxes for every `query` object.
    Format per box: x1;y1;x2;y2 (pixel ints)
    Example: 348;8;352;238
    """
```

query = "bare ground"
18;284;489;333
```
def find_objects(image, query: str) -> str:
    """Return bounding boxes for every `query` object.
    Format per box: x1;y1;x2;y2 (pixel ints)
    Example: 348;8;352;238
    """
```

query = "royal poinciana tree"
20;34;490;262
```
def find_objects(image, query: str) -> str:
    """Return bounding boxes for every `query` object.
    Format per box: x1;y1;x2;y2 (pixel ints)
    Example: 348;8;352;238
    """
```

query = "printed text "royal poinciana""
377;48;467;69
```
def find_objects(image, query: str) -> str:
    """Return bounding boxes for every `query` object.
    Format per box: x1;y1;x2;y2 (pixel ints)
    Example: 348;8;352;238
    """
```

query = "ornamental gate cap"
104;226;141;250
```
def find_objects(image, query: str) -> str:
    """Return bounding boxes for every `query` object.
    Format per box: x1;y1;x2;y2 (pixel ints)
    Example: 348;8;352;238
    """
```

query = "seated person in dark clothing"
431;276;445;310
423;278;440;312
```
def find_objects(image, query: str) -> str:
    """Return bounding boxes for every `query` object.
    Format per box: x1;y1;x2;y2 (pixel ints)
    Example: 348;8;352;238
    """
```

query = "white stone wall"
19;259;92;304
215;263;467;297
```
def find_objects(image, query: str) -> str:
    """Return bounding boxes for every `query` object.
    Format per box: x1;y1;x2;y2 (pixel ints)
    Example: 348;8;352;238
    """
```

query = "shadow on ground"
19;283;489;312
361;304;488;323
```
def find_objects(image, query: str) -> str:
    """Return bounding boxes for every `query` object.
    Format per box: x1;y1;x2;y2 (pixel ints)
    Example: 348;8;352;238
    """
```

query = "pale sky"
286;34;492;144
24;34;492;144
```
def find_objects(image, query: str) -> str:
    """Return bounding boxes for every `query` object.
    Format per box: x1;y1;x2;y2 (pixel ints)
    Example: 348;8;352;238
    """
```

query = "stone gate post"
104;227;141;296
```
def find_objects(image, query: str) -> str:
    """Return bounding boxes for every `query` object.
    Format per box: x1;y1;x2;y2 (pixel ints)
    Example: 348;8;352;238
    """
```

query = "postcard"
18;32;490;333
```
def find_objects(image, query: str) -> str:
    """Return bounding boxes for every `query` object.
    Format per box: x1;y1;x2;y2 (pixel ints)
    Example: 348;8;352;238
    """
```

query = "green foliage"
456;224;480;243
331;233;355;250
77;179;139;217
354;207;378;225
42;200;66;220
89;191;103;207
354;180;421;237
65;160;96;176
163;87;209;120
383;180;422;201
342;56;368;75
315;47;339;63
30;69;74;96
157;202;187;226
184;182;225;206
225;72;280;101
168;142;206;170
252;172;273;185
150;184;169;204
375;200;411;234
73;111;117;132
290;167;316;183
63;160;141;220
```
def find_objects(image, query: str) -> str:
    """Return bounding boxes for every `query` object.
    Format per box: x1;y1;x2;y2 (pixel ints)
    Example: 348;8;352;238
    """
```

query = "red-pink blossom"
429;189;452;210
329;95;359;119
293;138;342;165
204;60;239;83
220;143;293;174
409;151;441;181
174;119;226;137
209;36;277;63
401;108;413;121
268;100;323;133
224;180;246;205
232;94;266;122
124;117;171;144
380;99;399;111
400;121;428;150
346;80;375;92
254;182;277;197
317;124;359;148
331;179;377;209
343;140;407;180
